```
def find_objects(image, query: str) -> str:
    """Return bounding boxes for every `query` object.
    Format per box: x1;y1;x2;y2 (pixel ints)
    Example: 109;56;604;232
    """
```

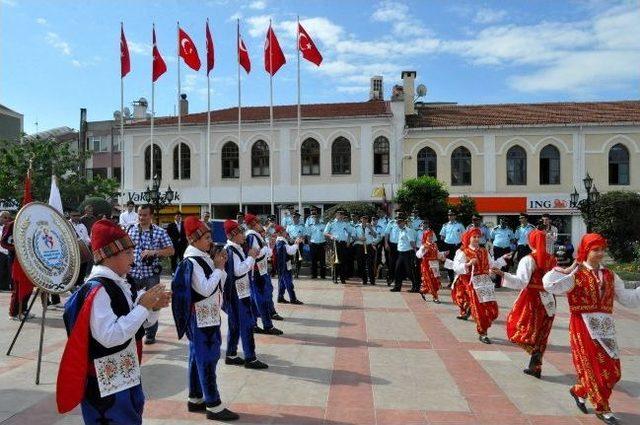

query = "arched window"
373;136;390;174
172;143;191;180
251;140;270;177
144;144;162;180
451;146;471;186
609;143;630;185
417;147;437;178
221;142;239;179
301;138;320;175
506;145;527;185
539;144;560;185
331;137;351;175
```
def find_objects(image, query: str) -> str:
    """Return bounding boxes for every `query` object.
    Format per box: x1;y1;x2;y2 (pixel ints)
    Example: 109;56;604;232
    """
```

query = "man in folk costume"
543;234;640;424
171;216;240;421
275;225;305;304
222;220;268;369
453;227;510;344
56;219;171;424
492;229;557;379
244;213;283;335
415;227;447;303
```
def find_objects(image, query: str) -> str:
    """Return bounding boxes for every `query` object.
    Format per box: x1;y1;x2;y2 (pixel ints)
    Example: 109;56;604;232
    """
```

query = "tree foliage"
450;195;478;227
0;138;120;212
582;190;640;262
394;176;450;231
78;197;114;218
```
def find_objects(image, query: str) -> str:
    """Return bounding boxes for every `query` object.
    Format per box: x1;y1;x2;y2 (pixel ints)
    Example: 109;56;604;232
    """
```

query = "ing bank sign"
527;195;576;213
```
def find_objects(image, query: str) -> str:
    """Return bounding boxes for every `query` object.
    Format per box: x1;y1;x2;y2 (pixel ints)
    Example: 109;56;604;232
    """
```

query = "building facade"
0;104;23;142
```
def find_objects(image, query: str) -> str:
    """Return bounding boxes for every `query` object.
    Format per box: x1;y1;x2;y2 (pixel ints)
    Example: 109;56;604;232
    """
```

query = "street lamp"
570;173;600;232
144;174;175;224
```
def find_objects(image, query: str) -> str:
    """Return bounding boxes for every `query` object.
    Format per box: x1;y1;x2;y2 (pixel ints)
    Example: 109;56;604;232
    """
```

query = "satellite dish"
416;84;427;97
123;107;131;118
113;110;122;120
139;97;148;106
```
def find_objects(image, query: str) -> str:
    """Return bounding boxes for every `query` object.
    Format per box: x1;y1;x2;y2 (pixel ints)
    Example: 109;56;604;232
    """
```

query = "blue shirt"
385;220;400;243
515;224;535;245
377;216;389;230
440;221;465;245
286;223;306;240
281;214;294;227
305;220;326;244
466;224;491;245
324;220;353;242
410;216;423;231
490;226;514;248
128;224;173;279
354;224;377;245
396;226;416;252
305;216;321;226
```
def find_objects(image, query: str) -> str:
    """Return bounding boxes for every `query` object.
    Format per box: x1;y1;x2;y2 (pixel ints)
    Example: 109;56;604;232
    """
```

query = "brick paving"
0;278;638;424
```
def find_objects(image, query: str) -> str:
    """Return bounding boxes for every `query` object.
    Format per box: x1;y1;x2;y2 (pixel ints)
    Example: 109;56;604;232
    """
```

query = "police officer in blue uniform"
439;210;465;284
285;211;306;278
324;209;353;284
514;212;535;264
390;214;417;292
305;207;327;279
384;209;404;286
490;218;515;287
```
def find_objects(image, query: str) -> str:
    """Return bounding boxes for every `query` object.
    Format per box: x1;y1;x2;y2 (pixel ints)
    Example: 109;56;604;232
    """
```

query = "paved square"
0;278;639;424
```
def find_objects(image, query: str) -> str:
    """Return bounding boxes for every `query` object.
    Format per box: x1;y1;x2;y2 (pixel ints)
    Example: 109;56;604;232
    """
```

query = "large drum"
77;239;93;264
13;202;81;294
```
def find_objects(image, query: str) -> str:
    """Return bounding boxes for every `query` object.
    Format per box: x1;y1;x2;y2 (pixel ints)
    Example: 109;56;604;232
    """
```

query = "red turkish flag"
179;27;201;71
238;32;250;73
298;23;322;66
264;25;285;75
152;26;167;82
120;23;130;77
205;20;214;75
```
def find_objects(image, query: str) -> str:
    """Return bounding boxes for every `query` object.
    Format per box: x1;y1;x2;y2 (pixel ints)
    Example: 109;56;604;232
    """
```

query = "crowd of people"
0;201;637;424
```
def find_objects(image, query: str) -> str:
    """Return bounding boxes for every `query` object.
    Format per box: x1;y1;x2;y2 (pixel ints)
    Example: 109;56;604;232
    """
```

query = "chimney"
401;71;416;115
179;93;188;116
369;76;384;100
133;97;148;119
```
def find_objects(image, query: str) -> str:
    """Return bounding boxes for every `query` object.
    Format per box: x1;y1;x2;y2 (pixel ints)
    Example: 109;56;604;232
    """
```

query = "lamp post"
144;174;175;224
570;172;600;232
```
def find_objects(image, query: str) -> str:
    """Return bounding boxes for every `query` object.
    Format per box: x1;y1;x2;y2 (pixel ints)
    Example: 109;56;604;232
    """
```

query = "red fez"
184;216;210;244
244;213;259;226
224;219;240;237
274;225;285;234
91;219;135;263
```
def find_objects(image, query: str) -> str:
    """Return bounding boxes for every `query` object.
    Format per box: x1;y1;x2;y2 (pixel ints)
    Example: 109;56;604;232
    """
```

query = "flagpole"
237;19;243;212
207;18;212;216
177;21;182;211
269;19;274;215
150;24;155;189
120;23;125;210
296;16;302;213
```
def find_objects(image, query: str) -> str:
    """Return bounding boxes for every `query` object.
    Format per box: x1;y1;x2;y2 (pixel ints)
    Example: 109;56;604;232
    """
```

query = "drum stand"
6;288;50;384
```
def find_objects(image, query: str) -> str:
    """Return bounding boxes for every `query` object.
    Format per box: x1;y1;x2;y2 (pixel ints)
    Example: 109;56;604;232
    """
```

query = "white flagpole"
177;21;182;210
150;24;155;187
237;19;243;211
120;23;125;209
269;19;274;215
296;16;302;213
207;18;212;216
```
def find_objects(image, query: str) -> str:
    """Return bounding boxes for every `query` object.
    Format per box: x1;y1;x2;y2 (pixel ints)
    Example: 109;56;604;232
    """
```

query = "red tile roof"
407;100;640;128
129;100;391;127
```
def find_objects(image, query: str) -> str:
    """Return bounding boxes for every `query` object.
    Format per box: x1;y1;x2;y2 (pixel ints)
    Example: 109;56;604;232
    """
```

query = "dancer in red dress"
543;233;640;424
493;229;556;378
452;228;510;344
415;229;447;303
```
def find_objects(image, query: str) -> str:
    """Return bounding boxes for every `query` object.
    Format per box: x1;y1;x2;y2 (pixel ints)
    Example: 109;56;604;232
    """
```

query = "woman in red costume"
493;229;556;378
415;228;447;303
452;227;510;344
543;233;640;425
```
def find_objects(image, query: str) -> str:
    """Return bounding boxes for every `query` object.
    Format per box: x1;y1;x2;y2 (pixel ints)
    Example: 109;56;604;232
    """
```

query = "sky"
1;0;639;134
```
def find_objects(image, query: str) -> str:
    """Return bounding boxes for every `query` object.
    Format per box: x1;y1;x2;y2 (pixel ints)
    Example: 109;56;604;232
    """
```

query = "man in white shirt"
119;201;139;229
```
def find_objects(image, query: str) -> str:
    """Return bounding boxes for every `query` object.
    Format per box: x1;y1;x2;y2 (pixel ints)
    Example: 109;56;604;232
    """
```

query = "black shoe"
271;313;284;321
340;280;346;284
253;326;266;334
408;288;419;293
478;335;492;344
244;359;269;369
596;413;619;425
370;282;376;285
277;298;289;304
433;299;441;304
225;356;245;366
206;408;240;421
263;327;283;335
569;388;589;414
333;280;339;285
386;281;392;286
188;401;206;412
523;368;541;379
290;299;304;305
456;315;468;320
144;337;156;345
390;287;401;292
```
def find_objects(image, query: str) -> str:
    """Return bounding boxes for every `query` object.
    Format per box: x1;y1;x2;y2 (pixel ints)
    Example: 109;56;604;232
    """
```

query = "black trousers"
394;250;417;290
356;244;375;285
310;242;326;278
334;241;349;283
0;252;11;291
492;246;512;287
443;243;460;284
386;242;398;284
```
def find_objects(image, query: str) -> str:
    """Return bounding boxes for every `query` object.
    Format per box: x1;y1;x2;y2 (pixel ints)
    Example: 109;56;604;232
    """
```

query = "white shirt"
87;265;159;349
542;263;640;308
415;246;447;260
545;225;558;254
502;255;537;290
0;224;7;255
224;240;255;277
183;245;227;297
245;230;273;259
276;236;299;255
119;210;139;228
70;220;91;245
452;248;506;277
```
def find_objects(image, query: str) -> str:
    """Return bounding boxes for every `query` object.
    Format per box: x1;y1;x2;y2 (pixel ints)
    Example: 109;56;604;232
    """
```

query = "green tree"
395;176;450;231
582;191;640;262
0;137;120;211
78;197;114;218
450;195;478;227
